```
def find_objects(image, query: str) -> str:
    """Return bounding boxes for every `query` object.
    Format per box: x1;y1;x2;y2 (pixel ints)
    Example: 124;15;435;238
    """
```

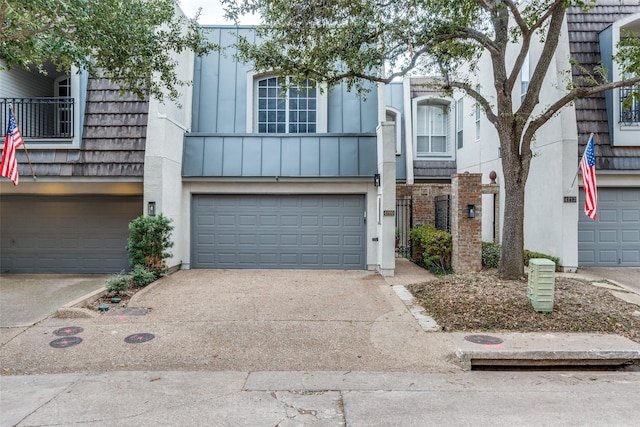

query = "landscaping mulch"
408;270;640;343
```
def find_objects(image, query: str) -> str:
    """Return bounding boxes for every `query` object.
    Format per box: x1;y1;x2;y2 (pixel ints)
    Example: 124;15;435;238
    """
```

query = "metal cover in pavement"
464;335;504;345
124;333;155;344
53;326;84;336
50;337;83;348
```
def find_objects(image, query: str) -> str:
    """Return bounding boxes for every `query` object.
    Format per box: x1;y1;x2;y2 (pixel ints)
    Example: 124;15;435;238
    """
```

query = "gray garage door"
192;194;366;269
0;196;142;273
578;188;640;266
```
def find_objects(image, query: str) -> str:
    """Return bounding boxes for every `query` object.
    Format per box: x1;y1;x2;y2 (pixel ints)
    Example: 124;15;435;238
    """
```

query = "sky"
178;0;260;25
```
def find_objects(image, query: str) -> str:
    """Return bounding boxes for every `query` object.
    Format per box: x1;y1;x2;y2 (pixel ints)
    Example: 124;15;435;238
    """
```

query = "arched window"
416;103;448;155
256;76;317;133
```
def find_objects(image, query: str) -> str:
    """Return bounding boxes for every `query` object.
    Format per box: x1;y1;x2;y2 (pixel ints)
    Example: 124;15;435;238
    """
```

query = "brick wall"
396;183;451;227
451;173;482;273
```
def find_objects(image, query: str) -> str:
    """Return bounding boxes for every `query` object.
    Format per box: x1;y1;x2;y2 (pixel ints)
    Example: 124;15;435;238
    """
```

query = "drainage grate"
49;337;83;348
464;335;504;345
53;326;84;336
124;333;155;344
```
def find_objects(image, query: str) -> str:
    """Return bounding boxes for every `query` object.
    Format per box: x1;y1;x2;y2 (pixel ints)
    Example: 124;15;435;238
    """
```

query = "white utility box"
527;258;556;313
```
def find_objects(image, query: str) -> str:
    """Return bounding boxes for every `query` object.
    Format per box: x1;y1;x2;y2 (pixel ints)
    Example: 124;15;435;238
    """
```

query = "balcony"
620;85;640;125
1;97;75;139
183;133;377;178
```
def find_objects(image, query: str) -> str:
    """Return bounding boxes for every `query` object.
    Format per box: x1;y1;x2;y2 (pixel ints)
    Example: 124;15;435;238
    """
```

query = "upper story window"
599;12;639;146
475;85;481;141
456;98;464;149
620;83;639;125
257;76;316;134
520;52;530;102
0;62;80;148
385;107;402;154
416;103;448;155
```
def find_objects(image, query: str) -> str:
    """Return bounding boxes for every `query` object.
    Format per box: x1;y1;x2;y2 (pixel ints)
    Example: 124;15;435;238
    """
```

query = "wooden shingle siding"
16;76;149;178
567;1;640;169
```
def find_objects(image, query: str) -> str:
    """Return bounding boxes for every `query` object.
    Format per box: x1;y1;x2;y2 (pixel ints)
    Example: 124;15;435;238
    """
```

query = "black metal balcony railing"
620;85;640;124
1;97;74;139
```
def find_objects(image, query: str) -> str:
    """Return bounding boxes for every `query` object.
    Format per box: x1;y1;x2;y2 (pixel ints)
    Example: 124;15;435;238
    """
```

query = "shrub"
106;272;130;294
524;250;561;272
480;243;561;272
130;264;157;287
410;224;452;272
127;214;174;275
482;241;501;268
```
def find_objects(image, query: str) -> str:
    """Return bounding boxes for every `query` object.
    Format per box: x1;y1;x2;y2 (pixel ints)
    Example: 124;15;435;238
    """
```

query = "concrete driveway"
0;264;458;375
577;267;640;294
0;274;107;327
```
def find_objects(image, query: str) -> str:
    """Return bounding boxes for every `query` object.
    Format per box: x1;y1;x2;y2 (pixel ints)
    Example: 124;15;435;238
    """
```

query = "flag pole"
8;104;37;181
568;132;593;193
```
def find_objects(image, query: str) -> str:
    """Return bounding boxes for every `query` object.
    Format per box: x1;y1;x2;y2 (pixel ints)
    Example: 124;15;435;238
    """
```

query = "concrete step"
447;332;640;370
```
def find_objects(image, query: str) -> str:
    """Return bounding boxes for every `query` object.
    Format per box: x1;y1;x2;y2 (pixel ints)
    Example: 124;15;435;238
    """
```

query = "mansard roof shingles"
18;77;149;178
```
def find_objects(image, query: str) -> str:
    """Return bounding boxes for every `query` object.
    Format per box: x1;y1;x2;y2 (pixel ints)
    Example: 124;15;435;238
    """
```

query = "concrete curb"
448;332;640;370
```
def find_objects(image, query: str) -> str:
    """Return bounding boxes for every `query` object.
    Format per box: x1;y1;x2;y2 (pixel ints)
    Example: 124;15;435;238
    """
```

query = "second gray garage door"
0;195;142;273
192;194;366;269
578;187;640;266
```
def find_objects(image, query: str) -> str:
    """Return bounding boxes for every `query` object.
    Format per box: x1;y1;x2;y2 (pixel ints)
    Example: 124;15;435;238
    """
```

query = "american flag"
579;135;597;220
1;110;24;186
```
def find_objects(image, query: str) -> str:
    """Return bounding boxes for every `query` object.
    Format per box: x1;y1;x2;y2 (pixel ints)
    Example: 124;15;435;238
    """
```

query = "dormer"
599;12;640;146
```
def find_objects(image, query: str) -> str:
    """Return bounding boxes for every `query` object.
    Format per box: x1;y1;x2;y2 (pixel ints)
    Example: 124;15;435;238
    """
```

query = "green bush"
480;242;561;271
524;250;560;272
127;214;174;275
481;241;501;268
410;224;452;272
130;264;157;287
106;272;130;294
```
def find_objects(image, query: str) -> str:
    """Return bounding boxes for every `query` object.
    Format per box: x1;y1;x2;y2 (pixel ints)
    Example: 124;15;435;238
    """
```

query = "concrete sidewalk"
3;370;640;426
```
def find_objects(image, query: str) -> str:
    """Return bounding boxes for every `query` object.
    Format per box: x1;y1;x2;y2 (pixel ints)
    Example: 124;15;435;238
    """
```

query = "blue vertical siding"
191;26;378;135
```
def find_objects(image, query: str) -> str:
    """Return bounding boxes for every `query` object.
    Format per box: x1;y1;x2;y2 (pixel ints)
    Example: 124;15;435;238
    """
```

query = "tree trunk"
499;163;527;280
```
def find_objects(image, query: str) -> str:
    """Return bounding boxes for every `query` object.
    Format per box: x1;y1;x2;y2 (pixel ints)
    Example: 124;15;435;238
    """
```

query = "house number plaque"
383;210;395;216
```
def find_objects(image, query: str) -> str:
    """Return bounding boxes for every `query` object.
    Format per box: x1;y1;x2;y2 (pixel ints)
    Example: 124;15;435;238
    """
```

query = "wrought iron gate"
395;198;412;258
435;195;451;232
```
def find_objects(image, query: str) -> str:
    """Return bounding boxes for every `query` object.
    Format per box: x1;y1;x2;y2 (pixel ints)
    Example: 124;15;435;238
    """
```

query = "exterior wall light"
467;204;475;218
148;201;156;216
373;173;381;187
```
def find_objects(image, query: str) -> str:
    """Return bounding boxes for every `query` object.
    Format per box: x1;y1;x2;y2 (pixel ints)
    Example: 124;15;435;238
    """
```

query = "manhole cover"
464;335;504;345
124;333;155;344
53;326;84;336
49;337;83;348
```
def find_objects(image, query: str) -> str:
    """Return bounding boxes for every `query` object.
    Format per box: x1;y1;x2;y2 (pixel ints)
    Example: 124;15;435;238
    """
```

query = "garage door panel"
192;194;365;269
0;196;141;273
622;251;640;263
579;188;640;267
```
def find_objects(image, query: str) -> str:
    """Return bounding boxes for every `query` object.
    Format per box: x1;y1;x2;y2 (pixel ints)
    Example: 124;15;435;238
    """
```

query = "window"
416;103;448;155
456;98;464;149
521;53;530;101
619;83;639;125
55;76;72;137
386;107;402;154
256;76;316;133
475;91;481;141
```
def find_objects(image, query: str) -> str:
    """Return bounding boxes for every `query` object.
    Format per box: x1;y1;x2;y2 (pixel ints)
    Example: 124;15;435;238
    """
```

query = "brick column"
451;172;482;272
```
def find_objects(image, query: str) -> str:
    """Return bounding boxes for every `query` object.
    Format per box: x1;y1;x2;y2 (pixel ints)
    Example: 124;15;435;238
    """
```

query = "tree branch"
524;76;640;144
448;80;498;124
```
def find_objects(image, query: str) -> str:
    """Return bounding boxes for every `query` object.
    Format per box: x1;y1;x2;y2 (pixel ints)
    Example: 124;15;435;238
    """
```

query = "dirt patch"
86;288;143;312
407;270;640;343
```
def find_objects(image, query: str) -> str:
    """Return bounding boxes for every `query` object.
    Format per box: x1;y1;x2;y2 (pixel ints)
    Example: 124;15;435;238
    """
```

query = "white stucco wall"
143;4;195;270
454;14;580;269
